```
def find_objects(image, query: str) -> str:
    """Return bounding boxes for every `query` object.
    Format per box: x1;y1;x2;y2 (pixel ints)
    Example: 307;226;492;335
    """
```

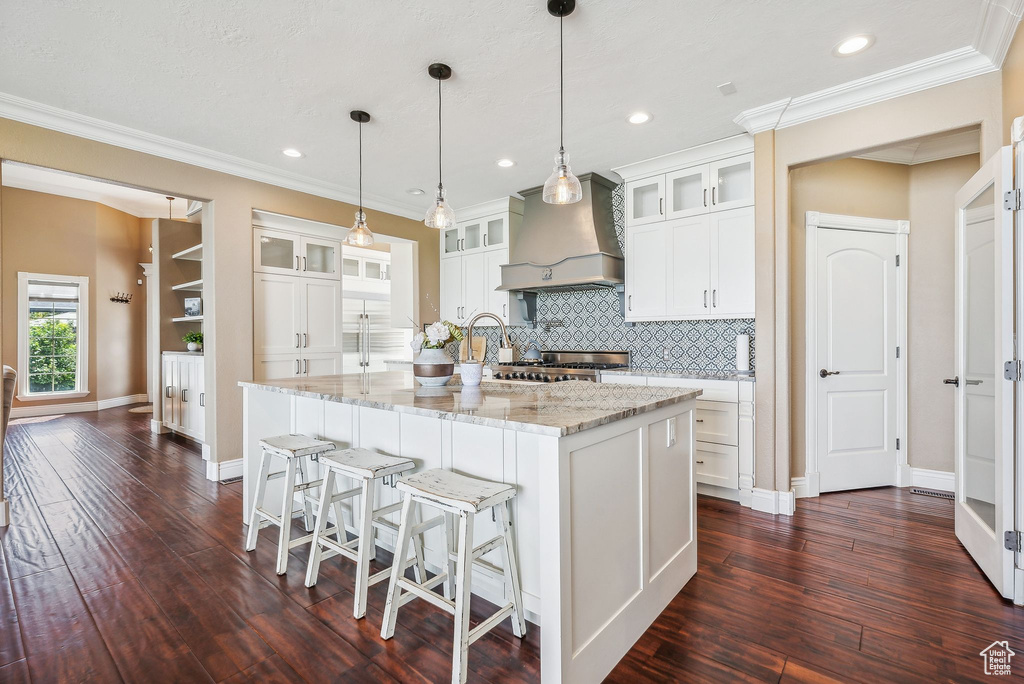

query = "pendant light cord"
559;12;564;152
358;119;363;215
438;76;443;189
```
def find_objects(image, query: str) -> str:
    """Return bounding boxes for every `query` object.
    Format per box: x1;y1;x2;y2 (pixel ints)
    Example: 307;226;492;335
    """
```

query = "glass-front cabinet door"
666;165;710;219
342;256;361;279
462;220;483;251
710;153;754;212
300;236;340;279
483;215;506;250
442;226;461;257
625;175;665;226
254;228;299;275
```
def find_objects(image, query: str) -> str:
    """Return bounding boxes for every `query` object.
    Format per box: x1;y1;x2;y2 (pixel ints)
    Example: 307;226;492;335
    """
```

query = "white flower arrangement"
411;320;464;351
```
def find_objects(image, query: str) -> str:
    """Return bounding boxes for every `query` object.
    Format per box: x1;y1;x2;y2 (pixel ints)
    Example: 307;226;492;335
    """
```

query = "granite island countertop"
239;371;701;437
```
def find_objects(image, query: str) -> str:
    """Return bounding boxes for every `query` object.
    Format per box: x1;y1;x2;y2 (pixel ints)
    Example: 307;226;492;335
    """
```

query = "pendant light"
346;110;375;247
424;63;456;229
543;0;583;205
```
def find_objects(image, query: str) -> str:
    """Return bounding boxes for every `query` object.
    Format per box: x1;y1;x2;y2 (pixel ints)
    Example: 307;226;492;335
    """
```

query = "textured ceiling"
0;0;984;212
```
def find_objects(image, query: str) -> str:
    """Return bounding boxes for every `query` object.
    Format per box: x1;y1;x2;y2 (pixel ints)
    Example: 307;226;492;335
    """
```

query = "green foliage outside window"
28;308;78;393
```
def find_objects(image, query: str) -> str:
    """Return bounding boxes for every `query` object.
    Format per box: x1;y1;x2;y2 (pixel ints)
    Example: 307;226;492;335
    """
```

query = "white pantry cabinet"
254;228;341;280
162;353;205;442
438;197;522;326
615;138;756;322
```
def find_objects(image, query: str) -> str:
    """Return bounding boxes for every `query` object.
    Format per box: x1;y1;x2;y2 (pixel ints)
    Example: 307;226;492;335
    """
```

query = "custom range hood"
498;172;623;292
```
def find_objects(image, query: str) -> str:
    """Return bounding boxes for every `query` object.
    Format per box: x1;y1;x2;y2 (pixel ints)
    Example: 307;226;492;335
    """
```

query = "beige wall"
906;154;979;471
1004;22;1024;143
753;131;778;491
0;118;438;464
751;72;1003;495
788;158;910;477
1;187;150;407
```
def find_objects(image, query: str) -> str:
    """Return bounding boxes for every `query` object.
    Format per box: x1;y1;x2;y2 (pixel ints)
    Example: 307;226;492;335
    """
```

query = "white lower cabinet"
602;373;753;496
162;353;205;442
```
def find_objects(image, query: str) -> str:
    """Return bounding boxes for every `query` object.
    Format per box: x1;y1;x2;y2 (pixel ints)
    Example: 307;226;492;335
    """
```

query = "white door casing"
805;213;908;495
953;147;1015;600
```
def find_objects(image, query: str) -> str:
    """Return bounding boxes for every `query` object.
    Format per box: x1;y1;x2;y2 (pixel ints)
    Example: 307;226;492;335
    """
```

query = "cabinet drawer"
695;441;738;489
695;400;738;446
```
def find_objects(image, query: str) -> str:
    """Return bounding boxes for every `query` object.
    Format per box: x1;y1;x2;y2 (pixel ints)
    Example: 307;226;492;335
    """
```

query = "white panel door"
162;355;178;429
192;358;205;441
709;153;754;212
954;148;1015;599
625;175;666;226
710;206;755;317
440;256;463;323
253;228;300;276
814;227;898;492
301;278;342;354
254;273;301;355
625;224;668;319
666;216;711;318
462;252;487;322
299;236;341;280
178;357;194;434
666;164;710;219
302;352;342;378
484;249;510;324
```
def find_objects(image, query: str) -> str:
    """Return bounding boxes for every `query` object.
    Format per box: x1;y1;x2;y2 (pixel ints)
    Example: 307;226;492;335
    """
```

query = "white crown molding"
0;92;424;221
732;98;792;135
732;0;1019;137
1;173;174;218
611;134;753;182
855;128;980;165
455;195;525;220
975;0;1024;66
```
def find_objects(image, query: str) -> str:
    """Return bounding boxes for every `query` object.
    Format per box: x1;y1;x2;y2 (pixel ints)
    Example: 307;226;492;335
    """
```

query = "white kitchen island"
239;372;700;682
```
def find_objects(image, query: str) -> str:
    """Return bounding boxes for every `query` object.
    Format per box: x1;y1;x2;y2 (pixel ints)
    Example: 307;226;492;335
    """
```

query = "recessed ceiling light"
282;148;304;158
407;188;425;195
496;159;516;168
628;112;651;125
833;34;874;57
717;82;737;96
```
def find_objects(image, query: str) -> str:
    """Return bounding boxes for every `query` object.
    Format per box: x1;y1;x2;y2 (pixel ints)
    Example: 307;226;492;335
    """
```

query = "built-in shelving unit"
171;315;204;323
171;279;203;292
171;243;203;261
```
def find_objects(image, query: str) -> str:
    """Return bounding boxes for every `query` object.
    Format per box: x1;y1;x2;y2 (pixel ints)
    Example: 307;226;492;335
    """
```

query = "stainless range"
490;351;630;383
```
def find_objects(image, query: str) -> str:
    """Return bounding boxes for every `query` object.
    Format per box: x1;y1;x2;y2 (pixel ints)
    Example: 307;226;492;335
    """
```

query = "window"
18;273;89;400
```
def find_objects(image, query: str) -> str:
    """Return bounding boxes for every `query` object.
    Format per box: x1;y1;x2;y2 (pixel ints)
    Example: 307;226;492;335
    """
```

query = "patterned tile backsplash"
456;185;755;374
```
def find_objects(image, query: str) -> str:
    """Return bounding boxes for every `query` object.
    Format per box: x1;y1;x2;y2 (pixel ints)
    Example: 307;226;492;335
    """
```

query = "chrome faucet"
465;312;512;362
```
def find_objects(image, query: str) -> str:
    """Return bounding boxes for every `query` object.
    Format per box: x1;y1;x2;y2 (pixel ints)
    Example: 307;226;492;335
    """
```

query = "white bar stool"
304;448;439;619
244;434;335;575
380;468;526;684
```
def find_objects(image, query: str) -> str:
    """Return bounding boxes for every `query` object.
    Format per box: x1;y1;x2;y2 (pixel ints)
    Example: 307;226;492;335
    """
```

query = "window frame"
17;272;90;401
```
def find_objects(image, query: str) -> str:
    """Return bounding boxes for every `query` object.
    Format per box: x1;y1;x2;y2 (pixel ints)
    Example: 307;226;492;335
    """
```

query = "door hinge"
896;346;900;359
895;255;900;267
1005;189;1022;212
896;438;900;451
1005;530;1021;552
1005;360;1022;381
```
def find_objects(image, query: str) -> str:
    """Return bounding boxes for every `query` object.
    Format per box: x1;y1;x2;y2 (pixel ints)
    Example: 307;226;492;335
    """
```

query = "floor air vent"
910;487;954;500
220;476;243;485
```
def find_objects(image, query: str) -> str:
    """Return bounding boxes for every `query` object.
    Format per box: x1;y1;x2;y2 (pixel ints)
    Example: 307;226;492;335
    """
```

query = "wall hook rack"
110;292;133;304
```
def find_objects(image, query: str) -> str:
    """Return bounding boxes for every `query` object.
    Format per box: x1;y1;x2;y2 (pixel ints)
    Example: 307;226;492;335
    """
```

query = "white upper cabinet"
255;228;341;279
440;256;464;324
710;153;754;212
484;250;510;324
666;165;711;219
461;252;487;322
626;176;665;226
710;206;755;317
615;136;756;322
440;213;511;258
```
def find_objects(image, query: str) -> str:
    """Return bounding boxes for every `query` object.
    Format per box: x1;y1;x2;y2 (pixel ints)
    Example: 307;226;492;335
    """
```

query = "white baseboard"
0;499;9;527
909;467;954;492
206;458;243;482
10;393;148;418
697;482;740;503
750;487;795;516
151;418;169;434
791;476;809;498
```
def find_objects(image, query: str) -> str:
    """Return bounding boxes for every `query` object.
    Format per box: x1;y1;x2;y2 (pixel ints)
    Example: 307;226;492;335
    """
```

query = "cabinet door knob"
703;290;708;308
628;295;633;311
712;186;717;205
704;188;708;207
295;255;300;270
696;460;705;465
303;333;308;348
712;289;718;308
296;333;300;348
695;418;704;423
659;197;664;215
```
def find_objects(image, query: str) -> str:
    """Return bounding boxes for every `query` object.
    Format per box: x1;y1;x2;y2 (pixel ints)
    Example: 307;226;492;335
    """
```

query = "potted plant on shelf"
410;321;462;386
182;330;203;353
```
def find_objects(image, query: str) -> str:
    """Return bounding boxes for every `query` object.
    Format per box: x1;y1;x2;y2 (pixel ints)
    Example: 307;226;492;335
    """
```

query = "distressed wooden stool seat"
244;434;335;575
380;468;526;684
304;448;433;619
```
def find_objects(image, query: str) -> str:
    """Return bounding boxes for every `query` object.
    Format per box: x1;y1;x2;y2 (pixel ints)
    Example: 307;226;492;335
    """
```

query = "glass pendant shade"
542;148;583;205
346;211;374;247
424;185;456;229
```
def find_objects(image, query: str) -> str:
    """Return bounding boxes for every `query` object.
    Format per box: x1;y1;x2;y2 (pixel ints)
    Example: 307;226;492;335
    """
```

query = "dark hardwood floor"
0;406;1019;682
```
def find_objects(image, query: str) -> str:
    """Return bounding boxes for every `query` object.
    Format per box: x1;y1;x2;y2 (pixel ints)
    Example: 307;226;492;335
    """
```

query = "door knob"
819;369;840;378
943;377;959;387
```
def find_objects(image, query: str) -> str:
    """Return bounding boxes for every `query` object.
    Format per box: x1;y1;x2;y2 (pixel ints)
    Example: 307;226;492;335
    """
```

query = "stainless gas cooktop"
490;351;630;383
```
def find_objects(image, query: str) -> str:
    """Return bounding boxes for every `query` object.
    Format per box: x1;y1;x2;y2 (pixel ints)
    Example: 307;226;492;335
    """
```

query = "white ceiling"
0;1;998;213
1;161;191;218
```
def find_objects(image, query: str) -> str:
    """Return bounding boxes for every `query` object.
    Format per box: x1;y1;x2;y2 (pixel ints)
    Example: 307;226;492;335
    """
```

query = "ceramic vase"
413;347;454;386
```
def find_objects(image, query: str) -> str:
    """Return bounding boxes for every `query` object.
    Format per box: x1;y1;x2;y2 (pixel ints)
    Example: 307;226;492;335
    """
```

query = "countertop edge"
601;368;756;382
